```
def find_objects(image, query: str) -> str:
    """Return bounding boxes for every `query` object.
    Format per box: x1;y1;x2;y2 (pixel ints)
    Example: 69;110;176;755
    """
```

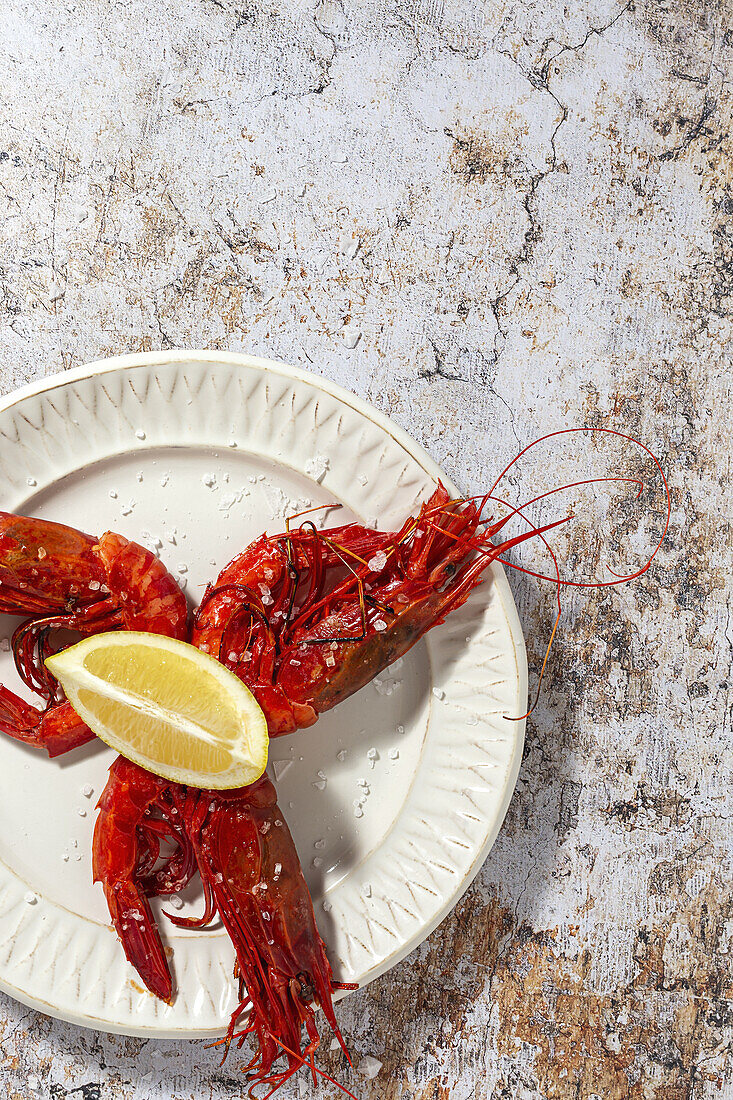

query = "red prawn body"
170;775;354;1092
0;515;188;756
92;759;196;1003
92;758;354;1094
192;486;564;734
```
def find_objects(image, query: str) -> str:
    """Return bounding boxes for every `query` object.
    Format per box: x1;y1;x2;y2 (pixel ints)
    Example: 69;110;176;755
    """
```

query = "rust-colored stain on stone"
0;0;730;1097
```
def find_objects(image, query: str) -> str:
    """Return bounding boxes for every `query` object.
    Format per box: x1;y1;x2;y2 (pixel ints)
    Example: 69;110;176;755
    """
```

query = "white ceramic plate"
0;351;526;1036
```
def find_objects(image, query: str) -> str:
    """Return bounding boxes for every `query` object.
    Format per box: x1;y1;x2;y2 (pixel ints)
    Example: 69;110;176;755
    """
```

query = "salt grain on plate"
272;760;293;781
26;477;37;487
336;749;347;761
0;638;10;652
432;687;445;700
24;892;37;905
373;618;387;632
169;895;184;910
305;455;329;484
312;857;322;868
160;473;170;487
322;900;332;912
135;429;146;440
77;808;87;817
358;474;368;485
202;472;217;488
312;778;327;791
136;472;143;483
364;884;372;897
389;748;399;760
353;806;363;818
166;531;177;545
121;502;135;516
109;490;118;499
82;784;94;798
314;838;326;850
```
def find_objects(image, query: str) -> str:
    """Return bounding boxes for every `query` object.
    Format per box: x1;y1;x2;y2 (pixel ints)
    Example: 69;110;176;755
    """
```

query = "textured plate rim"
0;349;527;1036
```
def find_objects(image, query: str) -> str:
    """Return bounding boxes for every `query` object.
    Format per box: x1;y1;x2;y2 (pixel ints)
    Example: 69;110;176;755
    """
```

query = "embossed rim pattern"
0;351;527;1036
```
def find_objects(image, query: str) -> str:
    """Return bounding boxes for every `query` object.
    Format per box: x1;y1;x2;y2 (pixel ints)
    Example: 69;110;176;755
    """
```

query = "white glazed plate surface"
0;351;526;1036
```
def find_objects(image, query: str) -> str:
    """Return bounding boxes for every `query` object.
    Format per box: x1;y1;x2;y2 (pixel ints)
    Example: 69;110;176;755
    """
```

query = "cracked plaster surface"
0;0;731;1097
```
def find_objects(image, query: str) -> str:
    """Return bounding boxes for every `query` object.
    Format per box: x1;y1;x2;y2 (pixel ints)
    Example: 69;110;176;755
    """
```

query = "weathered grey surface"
0;1;731;1097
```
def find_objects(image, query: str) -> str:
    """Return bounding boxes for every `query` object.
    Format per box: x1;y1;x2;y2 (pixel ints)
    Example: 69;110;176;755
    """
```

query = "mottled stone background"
0;0;731;1097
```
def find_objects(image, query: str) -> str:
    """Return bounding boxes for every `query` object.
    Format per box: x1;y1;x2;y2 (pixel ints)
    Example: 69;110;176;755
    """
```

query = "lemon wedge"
46;632;268;789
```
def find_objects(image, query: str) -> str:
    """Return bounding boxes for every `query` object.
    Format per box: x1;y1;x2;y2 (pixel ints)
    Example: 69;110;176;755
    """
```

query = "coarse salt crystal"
373;618;387;632
135;429;146;440
389;748;400;760
353;806;363;818
342;326;361;349
367;748;378;760
260;821;271;834
109;489;118;499
305;455;329;484
77;808;87;817
121;502;135;516
202;473;217;488
166;531;176;545
314;838;326;849
27;1076;40;1091
0;638;9;651
312;778;327;791
177;563;188;573
24;892;37;905
160;473;170;487
169;895;184;910
368;551;387;572
357;778;369;788
82;784;93;798
259;584;273;605
432;687;445;700
330;1037;341;1051
312;857;322;868
26;477;37;487
336;749;347;761
62;853;69;862
364;883;372;897
397;724;404;734
88;580;100;591
136;472;143;483
322;900;332;911
214;873;224;883
272;759;293;781
325;654;335;667
358;1056;382;1079
37;547;47;560
358;474;368;485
